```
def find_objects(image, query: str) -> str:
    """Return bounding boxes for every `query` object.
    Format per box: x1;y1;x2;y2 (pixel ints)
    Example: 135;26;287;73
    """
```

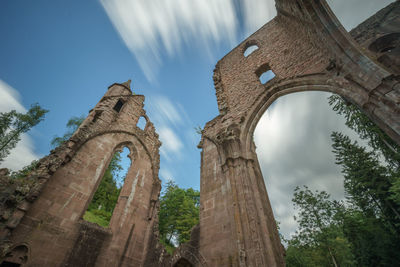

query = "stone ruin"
0;1;399;266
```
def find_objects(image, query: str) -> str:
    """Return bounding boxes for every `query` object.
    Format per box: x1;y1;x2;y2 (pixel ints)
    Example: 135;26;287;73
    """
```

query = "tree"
50;115;85;147
0;104;48;162
328;95;400;266
331;132;400;224
286;95;400;266
331;132;400;266
158;181;200;250
328;95;399;169
286;186;354;267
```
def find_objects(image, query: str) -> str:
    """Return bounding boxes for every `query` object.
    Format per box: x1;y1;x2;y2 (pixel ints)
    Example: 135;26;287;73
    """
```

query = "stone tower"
0;81;162;266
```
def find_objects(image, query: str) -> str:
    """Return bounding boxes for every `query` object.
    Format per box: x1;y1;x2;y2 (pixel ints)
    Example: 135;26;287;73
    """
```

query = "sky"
0;0;394;240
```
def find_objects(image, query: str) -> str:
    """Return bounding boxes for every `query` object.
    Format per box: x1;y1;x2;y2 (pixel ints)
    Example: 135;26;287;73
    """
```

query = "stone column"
199;126;285;266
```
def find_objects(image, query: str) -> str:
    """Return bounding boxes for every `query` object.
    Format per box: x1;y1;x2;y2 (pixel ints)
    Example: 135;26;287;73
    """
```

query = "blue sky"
0;0;393;239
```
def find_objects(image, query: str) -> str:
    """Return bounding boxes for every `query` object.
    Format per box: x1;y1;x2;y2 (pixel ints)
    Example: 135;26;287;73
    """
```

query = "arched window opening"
253;91;400;265
83;146;132;227
173;258;193;267
244;44;259;57
113;99;124;112
256;63;275;85
137;116;147;130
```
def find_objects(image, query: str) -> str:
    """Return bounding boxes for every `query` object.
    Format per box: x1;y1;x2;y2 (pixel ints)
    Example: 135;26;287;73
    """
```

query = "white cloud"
0;80;26;113
0;134;39;171
100;0;393;82
158;126;183;160
0;80;41;171
241;0;276;36
100;0;238;81
150;95;183;127
146;95;187;161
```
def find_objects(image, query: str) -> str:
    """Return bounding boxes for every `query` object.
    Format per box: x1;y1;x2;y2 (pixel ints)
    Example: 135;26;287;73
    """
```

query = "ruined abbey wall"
197;1;400;266
1;1;399;266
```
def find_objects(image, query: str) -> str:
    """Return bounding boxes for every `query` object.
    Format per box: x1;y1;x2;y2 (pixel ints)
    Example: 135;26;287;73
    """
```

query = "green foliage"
286;95;400;266
286;186;354;267
330;131;400;265
328;95;399;169
331;132;400;224
50;115;85;147
158;181;200;248
87;152;122;213
0;104;48;162
83;152;122;227
83;210;111;227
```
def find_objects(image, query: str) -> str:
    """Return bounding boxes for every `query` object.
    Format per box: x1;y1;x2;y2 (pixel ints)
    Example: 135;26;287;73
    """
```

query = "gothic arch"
241;75;393;156
171;244;208;267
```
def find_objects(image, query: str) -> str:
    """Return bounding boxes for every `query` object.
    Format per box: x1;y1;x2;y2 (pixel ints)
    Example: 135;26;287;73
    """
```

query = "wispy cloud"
150;95;183;127
100;0;239;81
0;80;41;171
146;95;187;161
158;126;183;160
241;0;276;35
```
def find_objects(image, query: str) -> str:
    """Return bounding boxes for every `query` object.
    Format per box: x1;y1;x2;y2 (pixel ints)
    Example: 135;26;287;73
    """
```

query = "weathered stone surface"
197;1;400;266
1;1;399;266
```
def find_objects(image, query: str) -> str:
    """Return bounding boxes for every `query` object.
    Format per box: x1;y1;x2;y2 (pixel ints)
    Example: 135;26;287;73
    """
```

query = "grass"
83;209;111;227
